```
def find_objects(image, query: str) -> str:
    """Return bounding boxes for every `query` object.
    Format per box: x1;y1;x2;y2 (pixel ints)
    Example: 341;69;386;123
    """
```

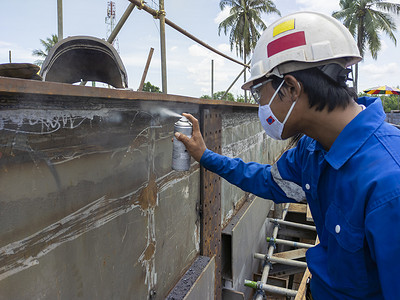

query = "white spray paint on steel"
0;108;118;134
0;180;152;281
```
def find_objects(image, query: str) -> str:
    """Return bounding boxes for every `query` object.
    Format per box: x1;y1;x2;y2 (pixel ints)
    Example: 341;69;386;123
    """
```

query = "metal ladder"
244;202;317;300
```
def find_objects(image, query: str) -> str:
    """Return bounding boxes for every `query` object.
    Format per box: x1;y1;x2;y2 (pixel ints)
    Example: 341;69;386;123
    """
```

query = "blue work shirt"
200;98;400;299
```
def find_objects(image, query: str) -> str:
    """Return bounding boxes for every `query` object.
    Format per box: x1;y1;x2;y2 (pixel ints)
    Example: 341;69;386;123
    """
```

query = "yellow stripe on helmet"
273;19;295;37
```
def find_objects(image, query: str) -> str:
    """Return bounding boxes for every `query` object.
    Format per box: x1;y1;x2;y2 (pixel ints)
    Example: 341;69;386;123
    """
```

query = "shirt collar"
324;98;386;170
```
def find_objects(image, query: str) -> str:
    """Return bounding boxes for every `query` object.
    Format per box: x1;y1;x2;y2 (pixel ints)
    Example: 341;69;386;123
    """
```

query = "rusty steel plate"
200;108;222;300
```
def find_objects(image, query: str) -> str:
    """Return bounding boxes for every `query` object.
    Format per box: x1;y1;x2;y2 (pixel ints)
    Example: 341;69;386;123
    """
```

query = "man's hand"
175;113;207;162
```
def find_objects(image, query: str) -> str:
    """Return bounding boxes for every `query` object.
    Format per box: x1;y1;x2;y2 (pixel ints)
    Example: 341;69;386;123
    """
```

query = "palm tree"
218;0;280;101
32;34;59;66
333;0;400;92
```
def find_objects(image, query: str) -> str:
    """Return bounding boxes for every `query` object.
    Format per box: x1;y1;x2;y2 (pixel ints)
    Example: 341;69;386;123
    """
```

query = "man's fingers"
175;132;189;144
182;113;200;133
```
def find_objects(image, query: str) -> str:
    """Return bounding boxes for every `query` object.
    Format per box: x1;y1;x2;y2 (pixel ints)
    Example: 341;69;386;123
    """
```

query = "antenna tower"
105;1;119;52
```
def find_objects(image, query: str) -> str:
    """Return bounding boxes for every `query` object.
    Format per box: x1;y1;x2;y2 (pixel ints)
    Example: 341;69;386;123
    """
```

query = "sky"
1;0;400;98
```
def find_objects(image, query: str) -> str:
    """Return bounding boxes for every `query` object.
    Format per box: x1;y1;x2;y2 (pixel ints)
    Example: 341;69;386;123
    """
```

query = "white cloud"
121;52;159;68
358;62;399;91
360;62;398;78
217;43;231;53
380;39;389;52
214;7;230;24
0;41;36;63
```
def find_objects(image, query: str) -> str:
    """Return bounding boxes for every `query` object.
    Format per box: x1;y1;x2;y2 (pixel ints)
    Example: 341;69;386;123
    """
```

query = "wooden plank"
273;248;306;260
294;268;310;300
289;203;307;214
222;288;245;300
306;204;314;222
294;237;319;300
267;276;288;288
278;228;316;240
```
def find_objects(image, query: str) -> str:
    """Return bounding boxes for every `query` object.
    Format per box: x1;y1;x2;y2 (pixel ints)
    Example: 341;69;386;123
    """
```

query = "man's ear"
283;75;301;101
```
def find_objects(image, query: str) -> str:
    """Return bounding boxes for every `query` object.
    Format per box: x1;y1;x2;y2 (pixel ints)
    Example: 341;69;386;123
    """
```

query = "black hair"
270;66;357;112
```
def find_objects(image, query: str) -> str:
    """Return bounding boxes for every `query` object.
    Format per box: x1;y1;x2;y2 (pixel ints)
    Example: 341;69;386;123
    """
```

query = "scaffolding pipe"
245;280;298;297
253;203;290;300
107;2;136;44
211;59;214;98
254;253;308;268
266;237;314;249
159;0;167;93
222;66;246;100
138;47;154;91
269;219;317;231
57;0;63;40
128;0;249;68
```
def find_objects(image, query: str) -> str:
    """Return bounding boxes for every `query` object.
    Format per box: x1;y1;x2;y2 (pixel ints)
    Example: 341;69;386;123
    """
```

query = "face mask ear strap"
268;80;285;106
282;98;297;125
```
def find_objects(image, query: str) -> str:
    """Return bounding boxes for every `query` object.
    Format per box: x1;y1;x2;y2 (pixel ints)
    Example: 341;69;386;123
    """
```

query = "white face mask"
258;80;297;140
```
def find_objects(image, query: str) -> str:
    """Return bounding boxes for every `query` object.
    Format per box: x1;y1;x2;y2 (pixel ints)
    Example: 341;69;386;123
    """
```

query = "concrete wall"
0;78;291;299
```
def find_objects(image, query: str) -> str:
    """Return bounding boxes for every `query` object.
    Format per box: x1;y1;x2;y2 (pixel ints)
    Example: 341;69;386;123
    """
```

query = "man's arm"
365;196;400;299
176;113;305;203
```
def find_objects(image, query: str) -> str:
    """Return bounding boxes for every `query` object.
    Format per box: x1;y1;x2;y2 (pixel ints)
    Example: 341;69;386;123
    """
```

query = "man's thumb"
175;132;186;142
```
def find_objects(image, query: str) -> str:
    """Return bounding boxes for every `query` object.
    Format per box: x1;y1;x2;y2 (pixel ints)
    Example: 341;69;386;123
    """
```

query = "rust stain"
142;242;156;261
134;173;157;211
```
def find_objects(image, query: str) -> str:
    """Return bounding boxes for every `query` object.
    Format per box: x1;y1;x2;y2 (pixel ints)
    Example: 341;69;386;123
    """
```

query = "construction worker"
175;11;400;299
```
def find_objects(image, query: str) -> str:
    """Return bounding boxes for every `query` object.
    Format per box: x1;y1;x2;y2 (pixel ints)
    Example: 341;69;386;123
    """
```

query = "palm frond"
32;34;58;61
375;2;400;14
218;0;280;59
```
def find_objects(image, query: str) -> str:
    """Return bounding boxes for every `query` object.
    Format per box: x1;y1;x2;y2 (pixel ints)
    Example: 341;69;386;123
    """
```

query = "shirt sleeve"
199;142;305;203
365;196;400;299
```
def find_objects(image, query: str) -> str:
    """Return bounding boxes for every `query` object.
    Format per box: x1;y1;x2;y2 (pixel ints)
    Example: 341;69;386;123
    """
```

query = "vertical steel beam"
200;108;222;300
57;0;63;40
159;0;167;93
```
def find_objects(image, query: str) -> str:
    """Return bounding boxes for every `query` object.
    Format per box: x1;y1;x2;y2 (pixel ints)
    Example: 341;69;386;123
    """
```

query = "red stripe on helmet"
267;31;306;57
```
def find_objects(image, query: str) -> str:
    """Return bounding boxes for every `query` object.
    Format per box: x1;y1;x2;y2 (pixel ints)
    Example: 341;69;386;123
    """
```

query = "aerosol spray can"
172;116;193;171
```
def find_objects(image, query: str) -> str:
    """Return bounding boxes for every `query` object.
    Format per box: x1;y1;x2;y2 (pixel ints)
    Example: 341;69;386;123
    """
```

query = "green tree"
218;0;280;101
200;91;235;100
142;82;162;93
32;34;59;66
333;0;400;92
359;91;400;112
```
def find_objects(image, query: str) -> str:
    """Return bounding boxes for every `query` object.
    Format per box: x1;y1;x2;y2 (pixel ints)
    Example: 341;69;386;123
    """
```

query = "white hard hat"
242;11;362;90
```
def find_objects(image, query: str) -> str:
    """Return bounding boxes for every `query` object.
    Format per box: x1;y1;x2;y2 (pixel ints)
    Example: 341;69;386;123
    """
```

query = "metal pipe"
138;47;154;91
128;0;249;68
254;203;290;300
269;218;317;231
57;0;63;40
159;0;167;93
222;66;246;100
266;237;314;249
245;280;298;297
107;2;136;44
254;253;308;268
211;60;214;98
